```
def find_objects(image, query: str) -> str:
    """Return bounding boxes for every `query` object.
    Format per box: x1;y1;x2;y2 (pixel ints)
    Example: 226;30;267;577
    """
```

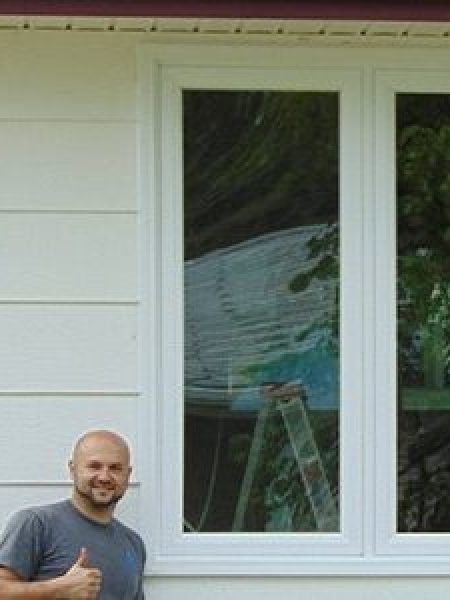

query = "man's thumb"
75;547;89;568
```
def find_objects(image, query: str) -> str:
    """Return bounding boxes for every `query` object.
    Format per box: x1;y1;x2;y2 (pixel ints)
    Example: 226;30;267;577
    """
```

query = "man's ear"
68;459;75;480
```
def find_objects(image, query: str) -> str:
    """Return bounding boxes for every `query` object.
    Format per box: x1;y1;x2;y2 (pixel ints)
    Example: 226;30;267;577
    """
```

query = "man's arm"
0;567;66;599
0;548;102;600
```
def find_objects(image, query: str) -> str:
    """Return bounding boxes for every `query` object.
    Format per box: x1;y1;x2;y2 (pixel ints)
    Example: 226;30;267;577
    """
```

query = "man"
0;430;146;599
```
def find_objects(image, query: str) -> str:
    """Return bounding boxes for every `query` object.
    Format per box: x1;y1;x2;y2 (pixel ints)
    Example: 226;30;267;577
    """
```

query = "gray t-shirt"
0;499;145;599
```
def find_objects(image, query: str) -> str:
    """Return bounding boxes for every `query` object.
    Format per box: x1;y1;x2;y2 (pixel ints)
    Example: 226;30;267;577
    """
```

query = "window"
183;90;340;535
375;71;450;562
397;93;450;534
142;47;450;574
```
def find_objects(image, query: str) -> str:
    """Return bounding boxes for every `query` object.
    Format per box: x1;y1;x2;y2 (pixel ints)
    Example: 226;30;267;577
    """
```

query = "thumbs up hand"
71;547;89;569
70;548;89;571
57;547;102;599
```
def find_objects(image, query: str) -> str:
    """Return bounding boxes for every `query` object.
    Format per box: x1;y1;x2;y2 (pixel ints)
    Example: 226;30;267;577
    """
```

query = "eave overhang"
0;1;447;47
0;1;448;22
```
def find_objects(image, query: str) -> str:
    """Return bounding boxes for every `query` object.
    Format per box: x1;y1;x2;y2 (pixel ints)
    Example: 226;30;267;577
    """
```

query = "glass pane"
397;93;450;532
183;91;340;533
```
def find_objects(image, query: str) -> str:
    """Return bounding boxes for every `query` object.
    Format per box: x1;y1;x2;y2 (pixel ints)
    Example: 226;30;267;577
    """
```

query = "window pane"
183;91;339;533
397;93;450;532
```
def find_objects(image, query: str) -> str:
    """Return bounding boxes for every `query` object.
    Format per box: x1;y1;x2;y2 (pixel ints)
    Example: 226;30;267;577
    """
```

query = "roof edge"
0;1;449;23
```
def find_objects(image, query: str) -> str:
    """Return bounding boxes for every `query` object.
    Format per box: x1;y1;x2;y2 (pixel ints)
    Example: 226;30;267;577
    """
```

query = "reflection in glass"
397;94;450;532
183;91;340;532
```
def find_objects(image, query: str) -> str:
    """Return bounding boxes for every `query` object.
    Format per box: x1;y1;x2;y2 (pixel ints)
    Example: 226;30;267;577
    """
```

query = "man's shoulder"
7;499;70;526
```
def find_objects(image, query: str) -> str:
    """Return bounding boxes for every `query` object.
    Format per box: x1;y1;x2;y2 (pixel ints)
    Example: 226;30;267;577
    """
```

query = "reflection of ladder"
232;383;338;532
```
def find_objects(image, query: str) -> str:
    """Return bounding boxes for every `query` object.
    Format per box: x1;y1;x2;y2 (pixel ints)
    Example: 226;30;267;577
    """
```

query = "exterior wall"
0;25;141;561
0;29;450;599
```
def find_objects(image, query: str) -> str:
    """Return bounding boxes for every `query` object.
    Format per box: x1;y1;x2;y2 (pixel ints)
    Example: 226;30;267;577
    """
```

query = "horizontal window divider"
162;532;357;557
378;534;450;556
149;556;450;577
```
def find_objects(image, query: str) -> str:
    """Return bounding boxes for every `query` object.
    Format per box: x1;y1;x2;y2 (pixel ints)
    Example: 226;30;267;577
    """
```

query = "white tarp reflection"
184;224;338;412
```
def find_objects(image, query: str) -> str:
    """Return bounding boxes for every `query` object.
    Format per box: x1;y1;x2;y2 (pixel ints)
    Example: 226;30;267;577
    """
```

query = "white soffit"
0;15;448;46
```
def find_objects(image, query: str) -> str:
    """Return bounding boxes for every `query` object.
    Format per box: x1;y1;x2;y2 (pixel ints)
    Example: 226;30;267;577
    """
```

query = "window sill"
148;555;450;577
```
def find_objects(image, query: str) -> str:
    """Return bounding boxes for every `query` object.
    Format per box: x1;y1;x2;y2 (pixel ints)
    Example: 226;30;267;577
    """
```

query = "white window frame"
142;47;364;575
138;44;450;576
375;68;450;559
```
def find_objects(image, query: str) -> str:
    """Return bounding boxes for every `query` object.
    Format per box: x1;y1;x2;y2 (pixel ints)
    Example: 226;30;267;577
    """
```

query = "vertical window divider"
362;64;377;560
374;70;398;556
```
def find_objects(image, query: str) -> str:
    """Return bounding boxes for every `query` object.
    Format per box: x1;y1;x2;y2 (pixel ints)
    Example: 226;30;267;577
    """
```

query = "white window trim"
137;44;450;575
375;68;450;557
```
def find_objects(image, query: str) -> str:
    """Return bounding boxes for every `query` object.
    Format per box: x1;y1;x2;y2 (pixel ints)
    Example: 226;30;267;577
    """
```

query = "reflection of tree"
398;410;450;532
288;223;339;350
397;94;450;533
397;95;450;389
183;91;338;259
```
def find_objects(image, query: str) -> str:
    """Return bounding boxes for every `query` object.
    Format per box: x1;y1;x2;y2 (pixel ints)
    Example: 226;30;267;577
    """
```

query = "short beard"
74;483;123;509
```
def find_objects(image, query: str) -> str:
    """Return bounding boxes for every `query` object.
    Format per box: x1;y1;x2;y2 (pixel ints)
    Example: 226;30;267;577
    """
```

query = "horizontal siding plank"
0;121;137;210
0;483;140;531
0;305;137;391
0;213;137;299
0;395;141;481
0;33;136;120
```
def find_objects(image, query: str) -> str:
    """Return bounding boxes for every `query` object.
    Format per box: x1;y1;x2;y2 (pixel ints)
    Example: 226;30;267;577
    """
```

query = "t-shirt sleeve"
134;536;146;599
0;509;44;580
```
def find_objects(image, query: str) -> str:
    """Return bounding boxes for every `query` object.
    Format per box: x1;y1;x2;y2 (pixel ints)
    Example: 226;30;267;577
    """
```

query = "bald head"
71;430;131;465
69;430;132;519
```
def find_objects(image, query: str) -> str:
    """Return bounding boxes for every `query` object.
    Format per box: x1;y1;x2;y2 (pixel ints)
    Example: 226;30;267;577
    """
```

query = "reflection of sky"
185;225;338;412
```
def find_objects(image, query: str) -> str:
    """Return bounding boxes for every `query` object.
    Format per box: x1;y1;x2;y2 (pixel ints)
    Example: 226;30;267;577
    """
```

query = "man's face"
69;435;132;509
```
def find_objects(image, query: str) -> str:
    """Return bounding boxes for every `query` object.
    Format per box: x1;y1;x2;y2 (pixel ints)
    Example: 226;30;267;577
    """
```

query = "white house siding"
0;28;449;600
0;26;141;574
